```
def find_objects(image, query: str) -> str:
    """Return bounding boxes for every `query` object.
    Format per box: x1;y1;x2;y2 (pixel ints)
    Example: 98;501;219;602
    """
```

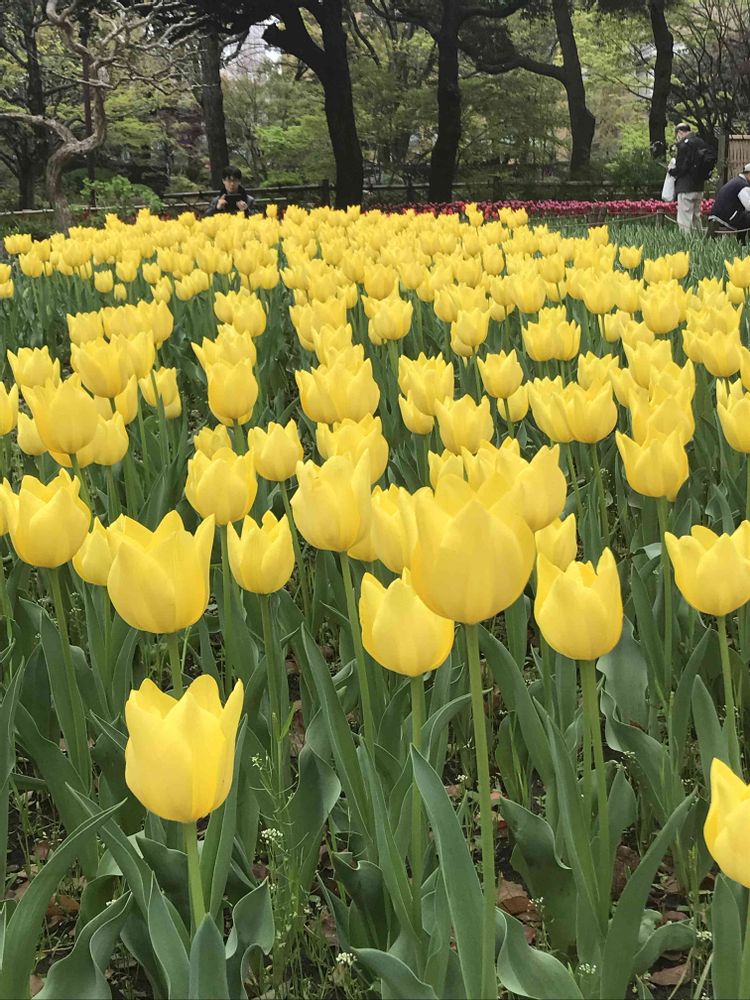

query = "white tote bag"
661;158;676;201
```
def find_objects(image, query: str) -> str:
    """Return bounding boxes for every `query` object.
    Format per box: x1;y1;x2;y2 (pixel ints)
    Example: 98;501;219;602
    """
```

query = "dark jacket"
204;184;256;217
711;175;750;224
669;135;706;195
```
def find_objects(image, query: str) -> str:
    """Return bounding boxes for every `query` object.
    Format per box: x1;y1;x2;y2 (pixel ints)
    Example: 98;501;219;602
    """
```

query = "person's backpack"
691;139;717;182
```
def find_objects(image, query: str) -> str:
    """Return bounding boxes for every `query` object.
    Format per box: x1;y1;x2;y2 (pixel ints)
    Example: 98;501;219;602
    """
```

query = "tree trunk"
552;0;595;177
16;139;35;210
199;26;230;188
648;0;673;155
319;1;364;207
429;0;461;202
80;14;96;201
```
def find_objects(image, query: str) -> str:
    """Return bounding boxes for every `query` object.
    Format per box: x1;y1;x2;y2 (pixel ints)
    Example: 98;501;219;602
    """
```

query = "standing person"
669;123;711;234
709;164;750;234
204;165;256;217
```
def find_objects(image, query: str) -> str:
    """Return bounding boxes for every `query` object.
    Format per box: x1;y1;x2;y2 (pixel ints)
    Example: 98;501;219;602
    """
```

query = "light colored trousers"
677;191;703;233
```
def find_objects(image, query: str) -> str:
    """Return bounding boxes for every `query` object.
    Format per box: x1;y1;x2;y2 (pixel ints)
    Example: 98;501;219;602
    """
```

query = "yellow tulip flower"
370;484;417;574
435;394;493;455
410;474;535;624
0;383;18;435
704;758;750;888
665;523;750;617
186;448;257;525
0;470;90;568
107;512;215;634
193;424;233;458
398;392;434;435
398;353;454;416
359;570;454;677
125;674;243;823
291;454;371;552
717;380;750;452
619;245;643;269
247;420;304;481
478;350;524;399
615;429;689;501
139;367;182;420
316;414;389;483
535;548;623;660
71;338;132;399
227;511;295;593
73;518;113;586
535;514;577;570
7;346;61;390
25;376;99;457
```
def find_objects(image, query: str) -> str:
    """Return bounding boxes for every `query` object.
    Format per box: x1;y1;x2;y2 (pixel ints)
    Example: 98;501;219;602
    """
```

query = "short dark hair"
222;165;242;180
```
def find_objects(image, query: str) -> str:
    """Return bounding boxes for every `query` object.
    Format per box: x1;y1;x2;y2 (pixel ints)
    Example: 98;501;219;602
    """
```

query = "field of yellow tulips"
2;204;750;999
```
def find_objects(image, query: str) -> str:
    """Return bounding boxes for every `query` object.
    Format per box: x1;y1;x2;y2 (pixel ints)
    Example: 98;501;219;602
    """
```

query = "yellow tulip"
117;330;156;381
535;515;577;569
640;285;682;335
370;484;417;574
7;346;61;389
0;470;90;567
717;380;750;452
139;368;182;420
193;328;258;373
615;429;689;501
367;294;413;344
450;309;490;354
295;353;380;424
94;270;114;294
619;245;643;269
398;392;434;435
16;413;45;456
435;394;493;455
67;311;104;346
247;420;304;481
125;674;243;823
227;511;295;593
478;350;524;399
630;394;694;446
398;354;454;416
577;352;619;390
0;383;18;435
107;512;215;633
665;523;750;617
186;448;257;525
359;570;454;676
704;758;750;888
193;424;233;458
205;359;258;426
522;307;581;362
428;449;465;488
410;474;535;623
726;257;750;289
25;376;99;457
535;548;623;660
291;454;371;552
623;339;673;388
478;443;567;532
73;518;113;586
71;338;132;398
316;414;389;483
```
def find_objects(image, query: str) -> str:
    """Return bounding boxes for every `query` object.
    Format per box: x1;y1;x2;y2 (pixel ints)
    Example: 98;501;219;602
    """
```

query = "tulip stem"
564;443;584;525
465;622;497;1000
580;659;610;927
656;498;673;696
718;614;742;773
149;371;170;467
502;397;515;440
48;567;89;784
260;592;289;795
339;552;375;755
166;631;183;697
220;526;233;695
106;465;121;520
0;551;13;648
410;674;425;930
136;398;152;483
280;480;311;622
591;444;609;552
184;821;206;933
70;453;92;510
232;420;246;454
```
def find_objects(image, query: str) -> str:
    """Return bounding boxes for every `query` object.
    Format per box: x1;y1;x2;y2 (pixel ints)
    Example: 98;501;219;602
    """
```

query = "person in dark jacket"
669;123;706;233
709;164;750;232
204;165;256;218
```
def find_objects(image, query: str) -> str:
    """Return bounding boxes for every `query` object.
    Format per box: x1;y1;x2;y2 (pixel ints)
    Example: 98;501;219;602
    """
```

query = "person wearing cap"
669;123;707;233
709;164;750;234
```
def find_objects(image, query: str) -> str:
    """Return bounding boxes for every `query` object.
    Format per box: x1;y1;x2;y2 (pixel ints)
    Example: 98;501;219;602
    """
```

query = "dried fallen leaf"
29;975;44;997
649;962;689;987
662;909;689;923
497;879;530;916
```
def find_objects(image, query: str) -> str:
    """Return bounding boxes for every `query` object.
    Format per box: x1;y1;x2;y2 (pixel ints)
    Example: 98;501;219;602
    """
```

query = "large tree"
364;0;529;201
460;0;596;177
0;0;193;229
185;0;364;207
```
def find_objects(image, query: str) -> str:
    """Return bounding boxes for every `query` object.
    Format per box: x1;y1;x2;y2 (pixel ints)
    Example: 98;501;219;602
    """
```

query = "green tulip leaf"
189;916;230;1000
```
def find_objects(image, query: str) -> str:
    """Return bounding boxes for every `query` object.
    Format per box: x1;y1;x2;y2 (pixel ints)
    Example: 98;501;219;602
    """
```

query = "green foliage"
80;176;162;215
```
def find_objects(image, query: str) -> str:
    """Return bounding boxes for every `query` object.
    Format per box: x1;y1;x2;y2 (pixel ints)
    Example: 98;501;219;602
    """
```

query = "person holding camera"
204;165;256;217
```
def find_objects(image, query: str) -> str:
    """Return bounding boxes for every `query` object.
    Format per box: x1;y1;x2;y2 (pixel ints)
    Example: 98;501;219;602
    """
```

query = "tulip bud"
535;548;623;660
228;511;295;593
359;570;454;676
125;675;243;822
704;758;750;888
